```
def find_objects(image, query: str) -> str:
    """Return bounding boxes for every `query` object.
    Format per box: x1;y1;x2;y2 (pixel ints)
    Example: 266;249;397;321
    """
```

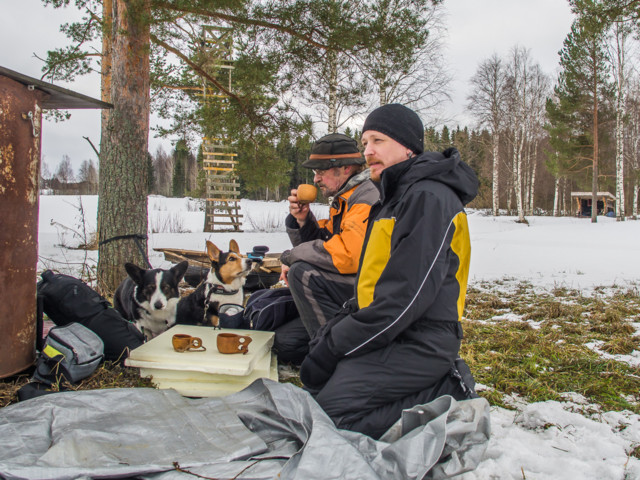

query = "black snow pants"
313;321;473;439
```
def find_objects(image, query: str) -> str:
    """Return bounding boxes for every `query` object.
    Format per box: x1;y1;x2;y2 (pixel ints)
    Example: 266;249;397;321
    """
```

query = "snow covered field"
36;195;640;479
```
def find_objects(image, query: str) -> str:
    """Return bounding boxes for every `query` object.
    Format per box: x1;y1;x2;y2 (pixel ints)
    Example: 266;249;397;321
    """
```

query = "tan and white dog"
176;239;253;327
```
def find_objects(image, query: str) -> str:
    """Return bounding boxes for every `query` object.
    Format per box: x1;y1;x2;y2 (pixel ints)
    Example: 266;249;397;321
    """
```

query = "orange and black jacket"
281;170;379;275
315;148;479;360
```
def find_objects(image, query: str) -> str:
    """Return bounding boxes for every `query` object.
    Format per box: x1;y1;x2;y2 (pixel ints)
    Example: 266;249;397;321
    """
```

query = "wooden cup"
296;184;318;204
172;334;206;352
216;332;252;355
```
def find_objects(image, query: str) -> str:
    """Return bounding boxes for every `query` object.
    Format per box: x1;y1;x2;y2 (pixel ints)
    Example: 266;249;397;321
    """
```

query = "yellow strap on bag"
42;344;64;360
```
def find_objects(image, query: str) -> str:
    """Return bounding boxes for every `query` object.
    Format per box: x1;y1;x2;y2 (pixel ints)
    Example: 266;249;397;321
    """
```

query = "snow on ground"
36;195;640;479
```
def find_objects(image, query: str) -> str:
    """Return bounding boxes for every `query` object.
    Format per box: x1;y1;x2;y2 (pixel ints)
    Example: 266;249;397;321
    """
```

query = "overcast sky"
1;0;574;171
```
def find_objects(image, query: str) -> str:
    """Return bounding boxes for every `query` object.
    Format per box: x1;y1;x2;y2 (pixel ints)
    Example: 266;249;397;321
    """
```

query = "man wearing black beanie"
300;104;484;439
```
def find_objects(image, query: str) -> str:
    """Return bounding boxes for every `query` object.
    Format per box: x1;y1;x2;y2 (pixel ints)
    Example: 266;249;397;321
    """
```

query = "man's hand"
279;264;290;286
299;337;340;391
288;188;310;227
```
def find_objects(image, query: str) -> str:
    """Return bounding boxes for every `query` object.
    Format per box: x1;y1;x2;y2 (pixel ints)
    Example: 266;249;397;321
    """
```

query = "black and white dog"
176;239;252;327
113;261;189;340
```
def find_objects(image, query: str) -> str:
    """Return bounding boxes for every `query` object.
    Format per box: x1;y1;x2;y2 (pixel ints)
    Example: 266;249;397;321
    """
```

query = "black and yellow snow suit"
299;147;479;439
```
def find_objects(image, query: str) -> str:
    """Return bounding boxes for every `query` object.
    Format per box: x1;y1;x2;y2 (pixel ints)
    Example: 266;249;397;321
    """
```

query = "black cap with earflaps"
302;133;364;169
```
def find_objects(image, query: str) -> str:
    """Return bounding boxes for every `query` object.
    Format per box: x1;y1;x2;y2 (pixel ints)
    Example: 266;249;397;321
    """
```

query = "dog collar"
209;284;239;296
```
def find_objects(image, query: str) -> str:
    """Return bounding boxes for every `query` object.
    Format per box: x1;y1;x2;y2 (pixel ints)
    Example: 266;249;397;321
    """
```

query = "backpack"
32;322;104;385
243;287;299;331
37;270;144;363
37;270;112;325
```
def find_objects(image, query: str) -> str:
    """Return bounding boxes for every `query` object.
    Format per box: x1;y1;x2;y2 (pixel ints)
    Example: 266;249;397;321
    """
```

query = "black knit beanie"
362;104;424;154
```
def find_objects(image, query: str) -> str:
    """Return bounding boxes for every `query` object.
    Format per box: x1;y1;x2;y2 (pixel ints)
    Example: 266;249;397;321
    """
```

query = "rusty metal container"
0;75;45;377
0;67;110;378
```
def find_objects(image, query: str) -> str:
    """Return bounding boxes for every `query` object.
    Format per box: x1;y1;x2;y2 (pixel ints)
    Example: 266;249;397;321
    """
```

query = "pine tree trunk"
553;176;560;217
560;177;571;215
97;0;151;294
561;177;567;215
96;0;112;263
506;173;512;214
633;181;639;219
591;48;598;224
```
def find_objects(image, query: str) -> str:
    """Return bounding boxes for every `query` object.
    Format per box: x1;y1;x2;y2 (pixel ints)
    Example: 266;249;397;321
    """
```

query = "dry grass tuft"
0;362;154;408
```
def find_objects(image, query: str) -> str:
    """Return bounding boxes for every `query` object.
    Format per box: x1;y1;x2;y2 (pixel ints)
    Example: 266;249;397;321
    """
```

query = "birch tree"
626;76;640;219
498;47;551;221
359;1;450;124
503;47;535;222
152;145;173;196
607;16;631;220
468;54;507;216
55;155;76;183
524;65;550;215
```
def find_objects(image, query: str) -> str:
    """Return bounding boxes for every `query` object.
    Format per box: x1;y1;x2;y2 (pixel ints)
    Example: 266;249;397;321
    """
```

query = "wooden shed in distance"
0;66;111;379
571;191;616;217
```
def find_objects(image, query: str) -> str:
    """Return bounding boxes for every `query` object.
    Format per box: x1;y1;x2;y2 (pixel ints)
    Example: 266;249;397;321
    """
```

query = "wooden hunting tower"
199;26;242;232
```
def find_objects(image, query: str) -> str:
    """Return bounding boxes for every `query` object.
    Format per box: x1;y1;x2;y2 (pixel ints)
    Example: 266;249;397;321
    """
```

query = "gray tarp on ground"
0;379;490;480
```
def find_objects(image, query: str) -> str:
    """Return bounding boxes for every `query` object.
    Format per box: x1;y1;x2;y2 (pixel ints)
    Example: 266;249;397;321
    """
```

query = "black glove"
299;337;340;390
279;249;292;267
309;308;353;349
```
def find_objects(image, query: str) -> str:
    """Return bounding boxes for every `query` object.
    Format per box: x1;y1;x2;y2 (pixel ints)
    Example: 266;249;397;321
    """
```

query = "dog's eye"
229;256;236;262
161;284;171;294
145;285;156;295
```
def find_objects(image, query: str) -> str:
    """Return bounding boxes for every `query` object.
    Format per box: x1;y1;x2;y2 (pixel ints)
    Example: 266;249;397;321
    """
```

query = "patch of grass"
601;336;640;355
551;286;581;298
0;362;154;408
464;288;512;320
462;286;640;415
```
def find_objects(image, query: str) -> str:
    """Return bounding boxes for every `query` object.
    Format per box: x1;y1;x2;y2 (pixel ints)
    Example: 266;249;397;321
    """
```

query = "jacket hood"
328;168;371;203
380;147;478;205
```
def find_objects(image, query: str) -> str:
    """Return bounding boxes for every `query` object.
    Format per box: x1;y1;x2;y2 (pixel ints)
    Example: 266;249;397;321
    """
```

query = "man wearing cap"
299;104;480;439
276;133;379;361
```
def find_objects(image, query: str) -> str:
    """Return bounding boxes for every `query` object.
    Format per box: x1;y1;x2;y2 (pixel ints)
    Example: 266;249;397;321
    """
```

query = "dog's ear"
171;260;189;282
206;240;221;263
229;239;240;254
124;263;145;285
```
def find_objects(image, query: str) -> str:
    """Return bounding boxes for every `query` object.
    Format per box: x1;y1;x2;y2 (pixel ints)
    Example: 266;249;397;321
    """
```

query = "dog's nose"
154;301;164;310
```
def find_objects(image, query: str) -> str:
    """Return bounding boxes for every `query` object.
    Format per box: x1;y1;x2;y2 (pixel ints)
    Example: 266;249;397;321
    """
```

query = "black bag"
38;270;111;326
32;322;104;385
243;287;299;331
37;270;144;363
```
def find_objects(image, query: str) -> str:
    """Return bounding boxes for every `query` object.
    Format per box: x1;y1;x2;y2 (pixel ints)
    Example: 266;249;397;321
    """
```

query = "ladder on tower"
202;137;242;231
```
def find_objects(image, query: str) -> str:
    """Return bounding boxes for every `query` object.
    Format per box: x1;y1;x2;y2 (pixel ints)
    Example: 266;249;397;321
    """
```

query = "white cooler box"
125;325;277;397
